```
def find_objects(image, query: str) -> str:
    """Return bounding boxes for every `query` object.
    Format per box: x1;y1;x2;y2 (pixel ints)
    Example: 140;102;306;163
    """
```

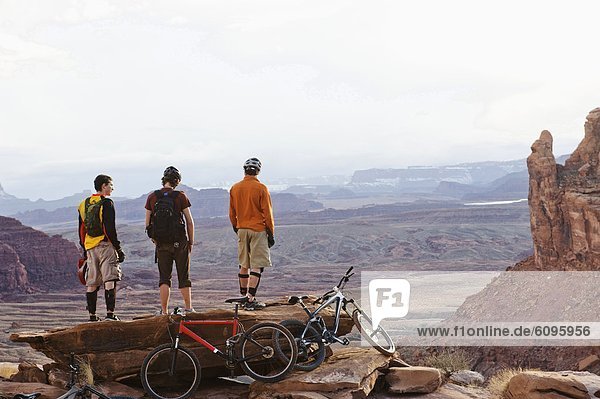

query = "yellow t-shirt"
78;195;106;250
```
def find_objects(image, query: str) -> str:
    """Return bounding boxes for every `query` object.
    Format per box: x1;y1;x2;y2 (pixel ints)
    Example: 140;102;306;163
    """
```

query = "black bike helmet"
163;166;181;181
243;158;262;172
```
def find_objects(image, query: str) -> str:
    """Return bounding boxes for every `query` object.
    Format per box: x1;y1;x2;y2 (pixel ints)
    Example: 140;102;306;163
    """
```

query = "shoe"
89;315;101;322
155;309;165;316
184;308;196;314
172;307;183;316
244;300;266;311
105;314;121;321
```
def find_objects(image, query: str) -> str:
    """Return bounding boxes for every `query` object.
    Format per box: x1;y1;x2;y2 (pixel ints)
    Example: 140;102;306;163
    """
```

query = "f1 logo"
369;279;410;329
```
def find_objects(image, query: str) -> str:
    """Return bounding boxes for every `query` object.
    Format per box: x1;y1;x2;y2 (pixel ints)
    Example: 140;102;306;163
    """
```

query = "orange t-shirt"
229;176;274;233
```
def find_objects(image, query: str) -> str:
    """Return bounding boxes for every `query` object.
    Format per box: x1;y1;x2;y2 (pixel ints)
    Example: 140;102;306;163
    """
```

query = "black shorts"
156;241;191;288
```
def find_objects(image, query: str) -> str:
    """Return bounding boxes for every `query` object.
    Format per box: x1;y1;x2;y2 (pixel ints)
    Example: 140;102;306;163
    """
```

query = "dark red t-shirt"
145;188;191;215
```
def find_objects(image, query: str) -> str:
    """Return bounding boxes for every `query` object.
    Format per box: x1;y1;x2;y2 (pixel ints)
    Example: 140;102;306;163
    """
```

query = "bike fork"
169;336;181;376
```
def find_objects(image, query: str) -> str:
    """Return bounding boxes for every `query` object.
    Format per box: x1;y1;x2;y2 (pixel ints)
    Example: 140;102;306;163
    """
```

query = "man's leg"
247;267;264;301
180;287;192;310
176;241;193;311
160;283;170;314
157;244;174;315
104;281;117;319
238;265;249;296
86;285;100;321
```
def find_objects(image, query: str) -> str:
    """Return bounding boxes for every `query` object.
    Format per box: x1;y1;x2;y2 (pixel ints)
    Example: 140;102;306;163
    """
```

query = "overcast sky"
1;1;599;200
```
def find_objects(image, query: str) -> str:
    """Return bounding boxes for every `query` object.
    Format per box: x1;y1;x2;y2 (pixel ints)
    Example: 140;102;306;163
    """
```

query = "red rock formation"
525;108;600;270
0;243;29;291
0;216;80;292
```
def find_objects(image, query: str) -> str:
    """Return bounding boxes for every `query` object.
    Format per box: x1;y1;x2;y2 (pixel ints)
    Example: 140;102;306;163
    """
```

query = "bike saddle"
288;295;309;304
13;393;41;399
225;297;249;304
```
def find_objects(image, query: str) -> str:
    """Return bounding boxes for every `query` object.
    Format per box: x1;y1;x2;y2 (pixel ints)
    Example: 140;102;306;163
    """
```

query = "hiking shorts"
237;228;272;269
157;241;191;288
86;241;122;287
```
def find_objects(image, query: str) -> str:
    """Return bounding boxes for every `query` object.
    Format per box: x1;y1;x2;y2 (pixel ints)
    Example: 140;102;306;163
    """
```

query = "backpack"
84;197;106;237
147;190;185;243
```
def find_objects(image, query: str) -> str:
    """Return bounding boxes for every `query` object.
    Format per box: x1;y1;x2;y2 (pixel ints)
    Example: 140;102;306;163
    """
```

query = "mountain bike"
140;297;298;399
277;266;395;371
12;353;134;399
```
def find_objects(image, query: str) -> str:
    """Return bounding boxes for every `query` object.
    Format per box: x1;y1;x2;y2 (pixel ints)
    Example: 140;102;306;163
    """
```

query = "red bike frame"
176;318;240;358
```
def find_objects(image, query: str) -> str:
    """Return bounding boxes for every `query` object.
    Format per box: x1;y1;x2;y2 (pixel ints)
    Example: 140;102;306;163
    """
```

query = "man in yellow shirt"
229;158;275;310
78;174;125;321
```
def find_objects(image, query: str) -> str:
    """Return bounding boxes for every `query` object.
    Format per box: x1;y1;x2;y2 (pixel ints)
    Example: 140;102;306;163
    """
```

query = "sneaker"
104;314;121;321
244;300;266;311
154;309;165;316
89;315;101;322
172;307;184;316
184;308;196;314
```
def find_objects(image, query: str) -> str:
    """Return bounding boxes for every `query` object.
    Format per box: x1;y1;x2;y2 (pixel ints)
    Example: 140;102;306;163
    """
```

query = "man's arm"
102;199;121;250
262;186;275;235
182;207;195;251
145;209;151;229
229;190;238;232
78;212;87;255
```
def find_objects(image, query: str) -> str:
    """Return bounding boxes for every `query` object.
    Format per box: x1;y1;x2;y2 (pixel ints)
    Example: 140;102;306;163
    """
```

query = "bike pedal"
342;338;350;345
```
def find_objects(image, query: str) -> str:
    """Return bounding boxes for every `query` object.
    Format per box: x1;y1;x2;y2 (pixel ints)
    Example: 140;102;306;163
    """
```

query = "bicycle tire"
140;343;201;399
352;309;396;355
276;319;325;371
238;322;298;382
109;397;136;399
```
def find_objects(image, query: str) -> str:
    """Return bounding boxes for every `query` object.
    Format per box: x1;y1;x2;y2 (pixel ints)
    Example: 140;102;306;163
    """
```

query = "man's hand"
266;231;275;248
116;248;126;263
188;241;194;253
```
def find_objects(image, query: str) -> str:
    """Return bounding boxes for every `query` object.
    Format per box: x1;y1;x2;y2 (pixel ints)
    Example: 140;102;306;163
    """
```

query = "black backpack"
147;190;185;243
84;197;106;237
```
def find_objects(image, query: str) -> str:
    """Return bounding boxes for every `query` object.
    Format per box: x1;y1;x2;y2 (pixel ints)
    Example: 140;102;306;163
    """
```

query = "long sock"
86;291;98;315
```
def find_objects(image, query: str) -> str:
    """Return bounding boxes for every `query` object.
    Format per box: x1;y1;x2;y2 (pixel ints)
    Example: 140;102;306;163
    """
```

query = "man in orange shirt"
229;158;275;310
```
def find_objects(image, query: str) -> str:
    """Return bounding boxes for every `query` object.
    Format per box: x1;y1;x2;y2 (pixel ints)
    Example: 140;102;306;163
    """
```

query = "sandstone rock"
10;362;45;383
371;382;490;398
0;362;19;379
385;366;443;394
0;243;28;291
579;355;600;371
449;370;485;386
524;108;600;270
11;299;353;381
505;371;590;399
96;381;145;398
0;381;66;399
249;347;390;399
557;371;600;398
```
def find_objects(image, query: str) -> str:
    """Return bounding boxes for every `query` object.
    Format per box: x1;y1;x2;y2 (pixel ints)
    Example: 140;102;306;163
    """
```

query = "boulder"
11;299;353;381
10;362;46;383
449;370;485;387
385;366;443;394
373;382;490;398
578;355;600;371
505;371;590;399
0;381;66;399
249;347;391;399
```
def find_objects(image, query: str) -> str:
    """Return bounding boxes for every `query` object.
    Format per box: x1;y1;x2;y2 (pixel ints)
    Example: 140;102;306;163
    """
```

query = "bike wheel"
276;319;325;371
140;343;201;399
238;322;298;382
352;309;396;355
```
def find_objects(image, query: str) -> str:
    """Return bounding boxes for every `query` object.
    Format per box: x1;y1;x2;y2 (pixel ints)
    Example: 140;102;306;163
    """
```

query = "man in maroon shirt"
145;166;195;315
